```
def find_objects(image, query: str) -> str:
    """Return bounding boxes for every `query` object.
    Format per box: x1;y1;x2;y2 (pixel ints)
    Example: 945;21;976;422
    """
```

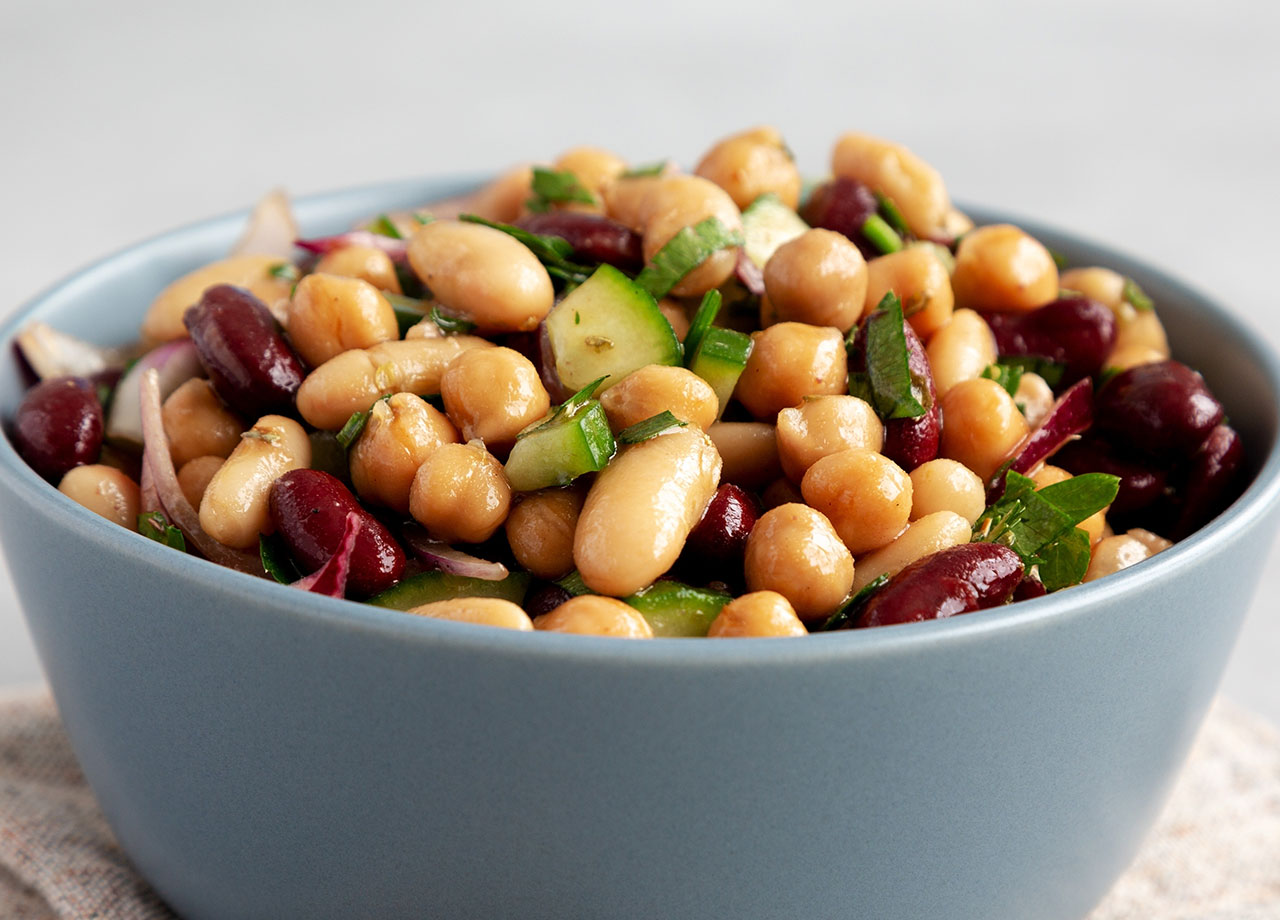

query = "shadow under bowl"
1;179;1279;920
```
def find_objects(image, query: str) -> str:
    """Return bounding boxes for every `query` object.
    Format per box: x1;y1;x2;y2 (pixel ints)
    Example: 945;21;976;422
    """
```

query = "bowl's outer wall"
1;182;1278;920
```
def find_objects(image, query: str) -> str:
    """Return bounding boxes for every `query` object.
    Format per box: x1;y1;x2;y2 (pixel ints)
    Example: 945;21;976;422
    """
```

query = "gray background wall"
2;0;1277;719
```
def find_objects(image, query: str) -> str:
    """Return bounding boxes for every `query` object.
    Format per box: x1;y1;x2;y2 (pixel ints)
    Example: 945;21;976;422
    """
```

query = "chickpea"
574;428;721;597
1110;311;1170;367
761;476;804;510
1059;267;1125;310
951;224;1058;313
177;456;224;509
1014;372;1055;428
533;595;654;638
939;378;1030;481
296;336;492;430
694;126;802;211
743;503;854;622
852;511;972;591
801;448;913;556
657;298;691;342
409;441;511;544
142;254;294;343
404;317;443;339
441;347;551;451
199;415;311;550
926;309;997;397
776;395;883;483
734;322;847;419
763;229;867;332
599;365;718;433
707;591;807;638
607;174;743;297
406;220;554;333
553;146;628;209
350;394;459;513
831;132;950;238
285;274;399;368
466;165;533;223
58;464;140;528
162;378;243;468
1083;534;1152;582
504;487;585;580
707;422;782;490
909;458;986;524
1032;465;1107;544
865;247;955;341
408;597;533;631
1108;344;1167;372
313;245;402;294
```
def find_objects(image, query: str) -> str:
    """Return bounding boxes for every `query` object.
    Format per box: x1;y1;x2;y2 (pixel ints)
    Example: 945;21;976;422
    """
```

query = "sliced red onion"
139;369;265;576
107;340;203;446
295;231;408;261
987;378;1095;502
139;456;161;514
15;321;129;381
291;511;362;597
402;525;509;581
735;248;766;296
230;189;298;259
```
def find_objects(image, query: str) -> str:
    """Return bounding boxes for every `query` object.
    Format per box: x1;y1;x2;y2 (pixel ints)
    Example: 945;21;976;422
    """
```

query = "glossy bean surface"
13;376;103;481
856;542;1023;628
1095;360;1223;458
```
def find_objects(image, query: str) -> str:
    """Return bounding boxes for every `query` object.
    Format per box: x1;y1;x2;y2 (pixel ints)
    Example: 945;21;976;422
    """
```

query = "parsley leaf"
994;354;1066;389
819;574;891;631
1036;528;1092;592
1122;277;1154;312
368;214;403;239
619;161;667;178
268;262;300;282
634;217;744;299
430;304;476;335
849;293;926;420
459;214;594;285
617;411;687;444
138;511;186;551
260;533;302;585
981;362;1024;397
526;167;596;212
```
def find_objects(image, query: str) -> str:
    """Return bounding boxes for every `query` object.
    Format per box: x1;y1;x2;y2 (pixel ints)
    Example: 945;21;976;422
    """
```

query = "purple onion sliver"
292;512;362;597
295;231;409;262
402;525;509;581
987;378;1094;502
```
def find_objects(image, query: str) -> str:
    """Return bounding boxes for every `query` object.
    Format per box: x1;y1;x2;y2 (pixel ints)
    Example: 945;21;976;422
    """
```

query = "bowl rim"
3;176;1280;667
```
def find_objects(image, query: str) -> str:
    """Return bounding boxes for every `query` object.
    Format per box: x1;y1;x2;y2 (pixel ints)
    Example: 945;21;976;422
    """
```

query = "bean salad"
8;128;1245;636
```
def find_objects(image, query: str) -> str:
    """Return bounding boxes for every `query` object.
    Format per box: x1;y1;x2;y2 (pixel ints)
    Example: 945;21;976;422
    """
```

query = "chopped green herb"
634;217;744;299
430;304;476;335
995;355;1066;389
849;293;926;420
1058;287;1085;300
459;214;594;285
259;533;302;584
820;574;891;631
682;290;723;365
412;212;434;225
861;214;904;255
1122;277;1154;312
526;167;597;212
1098;366;1122;389
95;381;114;409
973;470;1118;591
873;192;912;238
368;214;403;239
336;409;370;449
384;292;432;336
138;511;186;552
620;161;667;178
268;262;300;282
1048;248;1068;270
617;411;688;444
981;362;1025;397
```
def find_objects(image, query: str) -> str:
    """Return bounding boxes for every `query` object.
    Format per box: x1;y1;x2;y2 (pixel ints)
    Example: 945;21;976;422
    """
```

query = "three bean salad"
9;128;1244;636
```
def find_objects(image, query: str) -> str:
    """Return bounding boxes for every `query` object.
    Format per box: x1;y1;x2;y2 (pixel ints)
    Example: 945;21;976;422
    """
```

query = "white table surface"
2;0;1277;720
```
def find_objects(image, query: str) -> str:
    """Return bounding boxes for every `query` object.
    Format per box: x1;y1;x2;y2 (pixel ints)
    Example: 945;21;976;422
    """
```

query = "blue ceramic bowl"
2;179;1278;920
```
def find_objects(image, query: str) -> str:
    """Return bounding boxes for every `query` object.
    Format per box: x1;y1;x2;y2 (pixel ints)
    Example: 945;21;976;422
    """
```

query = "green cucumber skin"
545;264;681;393
625;581;732;637
689;327;753;420
504;401;614;492
367;571;531;611
741;193;809;269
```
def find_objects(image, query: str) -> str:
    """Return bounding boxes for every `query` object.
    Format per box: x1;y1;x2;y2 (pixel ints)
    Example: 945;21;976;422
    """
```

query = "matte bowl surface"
2;178;1278;920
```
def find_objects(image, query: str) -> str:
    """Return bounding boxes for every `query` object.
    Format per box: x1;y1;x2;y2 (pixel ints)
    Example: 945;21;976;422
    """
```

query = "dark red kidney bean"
1012;574;1047;603
12;376;104;481
981;297;1116;385
1173;424;1244;539
524;581;573;619
849;312;940;469
856;543;1023;628
680;483;761;576
1095;360;1223;459
800;177;881;260
514;212;644;271
184;284;305;417
1052;434;1169;515
269;469;405;599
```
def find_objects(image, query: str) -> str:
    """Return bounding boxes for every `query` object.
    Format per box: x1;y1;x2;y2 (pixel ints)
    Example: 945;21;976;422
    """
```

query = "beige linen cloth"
0;688;1277;919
